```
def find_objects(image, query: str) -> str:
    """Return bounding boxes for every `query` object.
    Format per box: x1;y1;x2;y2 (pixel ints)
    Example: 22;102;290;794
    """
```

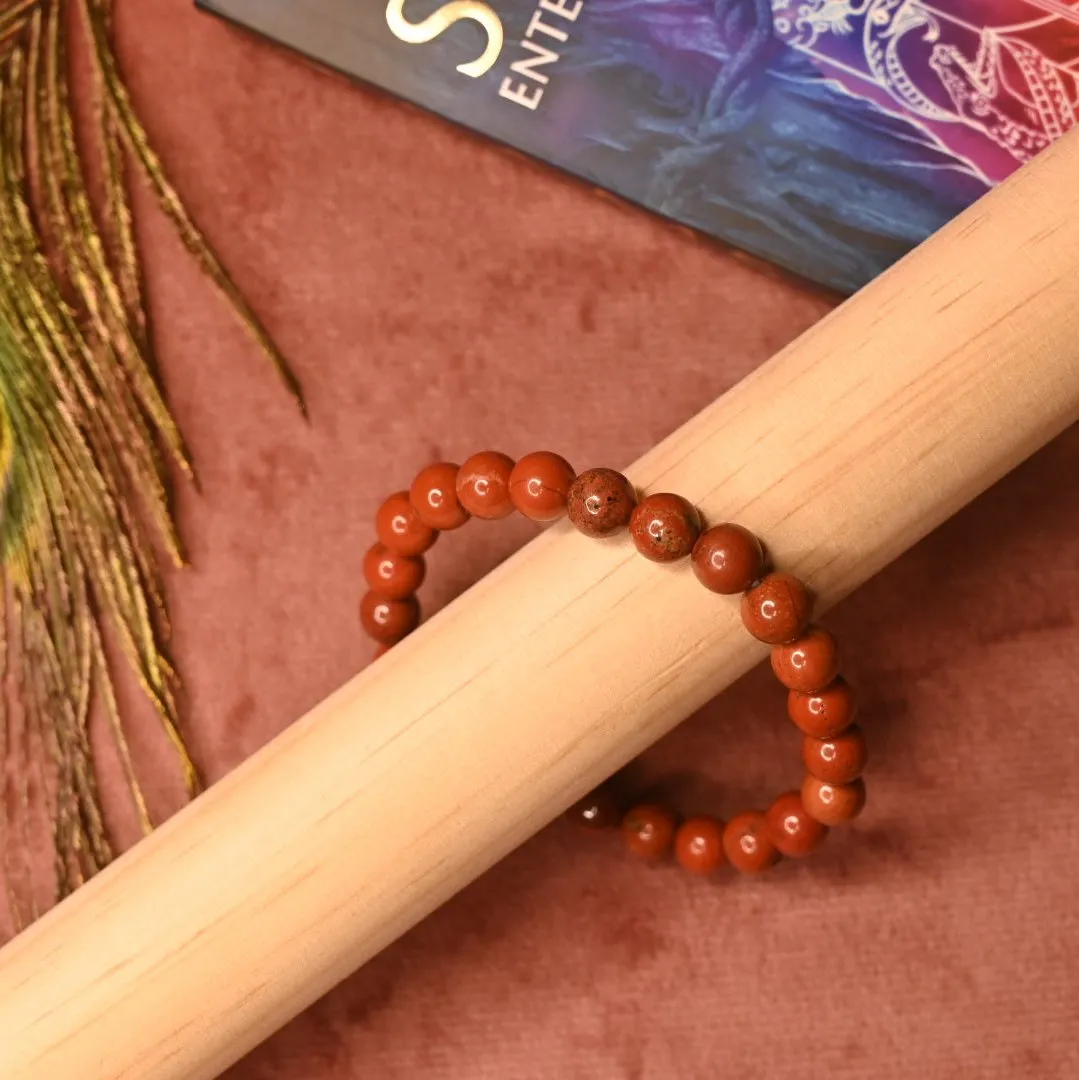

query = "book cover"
197;0;1079;292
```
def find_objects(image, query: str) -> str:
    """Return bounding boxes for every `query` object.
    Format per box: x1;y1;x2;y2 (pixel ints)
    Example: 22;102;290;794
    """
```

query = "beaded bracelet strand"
360;451;867;879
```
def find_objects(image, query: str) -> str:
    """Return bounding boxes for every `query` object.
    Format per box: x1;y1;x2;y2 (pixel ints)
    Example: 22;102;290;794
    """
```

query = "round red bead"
509;451;576;522
770;625;839;693
410;462;470;531
566;468;637;537
621;804;678;861
741;572;813;644
803;726;868;785
362;543;425;601
691;524;764;594
359;591;420;645
566;787;621;830
764;791;828;857
722;811;779;874
674;816;727;875
802;775;866;826
629;493;701;562
375;491;438;557
456;450;515;520
788;677;858;738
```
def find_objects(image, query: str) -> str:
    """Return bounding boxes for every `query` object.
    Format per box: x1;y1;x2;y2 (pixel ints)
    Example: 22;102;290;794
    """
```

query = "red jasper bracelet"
361;451;867;878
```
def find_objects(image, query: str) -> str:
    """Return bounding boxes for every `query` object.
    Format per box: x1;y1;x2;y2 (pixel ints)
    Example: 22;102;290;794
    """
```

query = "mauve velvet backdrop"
89;2;1079;1077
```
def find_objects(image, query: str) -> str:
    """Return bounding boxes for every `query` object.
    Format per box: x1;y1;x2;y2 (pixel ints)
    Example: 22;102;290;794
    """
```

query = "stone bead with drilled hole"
566;468;637;537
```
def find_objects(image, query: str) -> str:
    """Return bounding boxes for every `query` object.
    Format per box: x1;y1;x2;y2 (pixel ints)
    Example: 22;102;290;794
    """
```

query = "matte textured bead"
566;468;637;537
803;726;868;785
788;677;858;738
566;787;621;830
509;451;576;522
802;775;866;826
770;626;839;693
410;462;470;531
359;591;419;645
456;450;515;520
362;543;425;601
722;811;779;874
741;572;813;644
629;493;701;562
375;491;438;557
674;816;727;876
691;523;764;594
765;791;829;858
621;804;678;860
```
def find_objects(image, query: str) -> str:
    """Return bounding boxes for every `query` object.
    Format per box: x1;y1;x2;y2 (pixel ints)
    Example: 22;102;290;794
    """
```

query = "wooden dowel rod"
2;132;1079;1080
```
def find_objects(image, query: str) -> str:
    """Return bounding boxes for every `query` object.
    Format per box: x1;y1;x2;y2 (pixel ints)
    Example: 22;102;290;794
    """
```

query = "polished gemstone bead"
691;523;764;594
566;786;621;830
802;725;868;785
456;450;516;520
674;816;727;875
629;493;701;562
375;491;438;557
722;811;779;874
788;677;858;738
802;775;866;826
410;462;470;531
741;572;812;644
359;591;419;645
566;468;637;537
509;451;576;522
764;791;828;858
362;543;425;601
770;625;839;693
621;804;678;860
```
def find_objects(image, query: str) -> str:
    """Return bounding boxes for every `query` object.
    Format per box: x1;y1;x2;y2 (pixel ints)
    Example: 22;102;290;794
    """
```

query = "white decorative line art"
788;0;873;46
931;34;1075;157
771;0;1079;172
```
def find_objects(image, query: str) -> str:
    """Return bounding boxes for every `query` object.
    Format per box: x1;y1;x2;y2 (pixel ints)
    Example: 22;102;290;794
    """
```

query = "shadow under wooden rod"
2;136;1079;1080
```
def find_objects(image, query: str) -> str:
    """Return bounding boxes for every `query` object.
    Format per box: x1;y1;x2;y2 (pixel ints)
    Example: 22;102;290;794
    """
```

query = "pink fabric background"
64;1;1079;1076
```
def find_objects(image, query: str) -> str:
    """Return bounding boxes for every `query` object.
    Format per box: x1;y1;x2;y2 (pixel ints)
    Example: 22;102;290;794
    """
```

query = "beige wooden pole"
1;131;1078;1080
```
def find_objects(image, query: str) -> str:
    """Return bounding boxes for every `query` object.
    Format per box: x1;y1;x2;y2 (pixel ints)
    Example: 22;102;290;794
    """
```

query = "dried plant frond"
0;0;300;927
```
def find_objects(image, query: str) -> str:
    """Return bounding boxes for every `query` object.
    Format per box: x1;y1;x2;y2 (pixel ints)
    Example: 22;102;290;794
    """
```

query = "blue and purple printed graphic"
201;0;1079;292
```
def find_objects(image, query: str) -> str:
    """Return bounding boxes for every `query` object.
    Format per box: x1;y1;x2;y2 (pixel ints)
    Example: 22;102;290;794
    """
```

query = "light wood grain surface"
0;129;1077;1080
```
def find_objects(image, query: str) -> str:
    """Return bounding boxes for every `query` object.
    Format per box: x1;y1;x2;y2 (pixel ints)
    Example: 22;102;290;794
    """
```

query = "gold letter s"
385;0;504;78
